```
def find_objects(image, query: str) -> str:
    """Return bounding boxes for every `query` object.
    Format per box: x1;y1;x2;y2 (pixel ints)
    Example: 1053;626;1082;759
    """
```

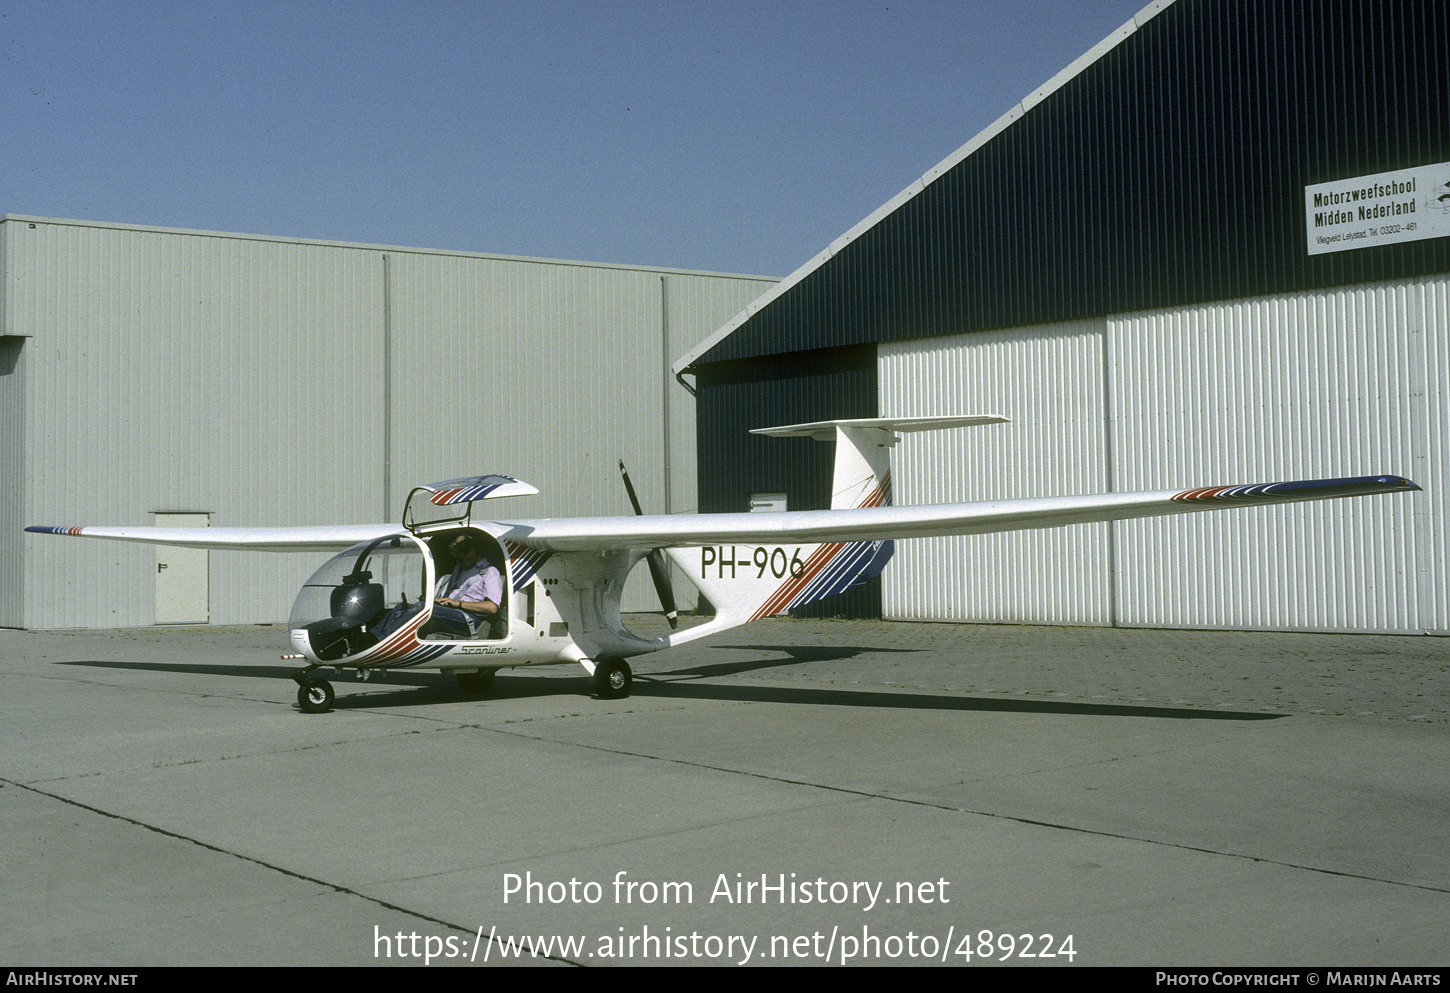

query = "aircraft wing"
24;523;401;552
27;475;1418;553
492;475;1420;551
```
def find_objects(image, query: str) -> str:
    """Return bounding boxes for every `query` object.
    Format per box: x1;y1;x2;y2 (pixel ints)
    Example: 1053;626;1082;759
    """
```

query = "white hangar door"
879;319;1115;627
154;513;209;624
879;276;1444;634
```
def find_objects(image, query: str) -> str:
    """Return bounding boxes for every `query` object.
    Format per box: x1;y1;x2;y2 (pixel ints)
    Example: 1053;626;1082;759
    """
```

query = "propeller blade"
618;459;646;516
645;549;679;629
619;460;679;628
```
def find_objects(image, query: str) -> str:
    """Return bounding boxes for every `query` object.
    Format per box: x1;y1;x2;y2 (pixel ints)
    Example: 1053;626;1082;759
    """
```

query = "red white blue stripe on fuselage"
505;541;554;591
747;471;894;621
748;538;893;622
348;609;452;669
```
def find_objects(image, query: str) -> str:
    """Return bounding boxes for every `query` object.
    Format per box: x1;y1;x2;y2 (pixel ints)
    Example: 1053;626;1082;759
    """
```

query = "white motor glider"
28;416;1419;713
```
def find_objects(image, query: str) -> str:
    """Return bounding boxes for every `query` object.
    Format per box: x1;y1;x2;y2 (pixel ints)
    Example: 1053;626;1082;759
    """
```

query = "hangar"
674;0;1450;634
0;215;774;629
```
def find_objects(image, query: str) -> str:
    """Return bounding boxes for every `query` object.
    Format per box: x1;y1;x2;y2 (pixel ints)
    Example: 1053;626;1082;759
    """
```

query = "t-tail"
665;415;1007;625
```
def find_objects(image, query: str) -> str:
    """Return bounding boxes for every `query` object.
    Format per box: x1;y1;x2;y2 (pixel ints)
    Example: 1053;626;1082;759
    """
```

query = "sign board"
1305;161;1450;255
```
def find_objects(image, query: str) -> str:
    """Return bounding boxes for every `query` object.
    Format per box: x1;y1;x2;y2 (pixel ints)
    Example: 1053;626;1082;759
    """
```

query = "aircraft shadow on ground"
60;659;439;686
630;677;1283;721
57;658;1281;721
650;644;916;678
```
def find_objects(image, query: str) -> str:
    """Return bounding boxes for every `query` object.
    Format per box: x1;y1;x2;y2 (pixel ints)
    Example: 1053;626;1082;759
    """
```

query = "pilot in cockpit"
429;534;503;639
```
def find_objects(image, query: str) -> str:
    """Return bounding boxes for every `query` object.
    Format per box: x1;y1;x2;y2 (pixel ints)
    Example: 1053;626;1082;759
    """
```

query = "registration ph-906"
701;545;805;580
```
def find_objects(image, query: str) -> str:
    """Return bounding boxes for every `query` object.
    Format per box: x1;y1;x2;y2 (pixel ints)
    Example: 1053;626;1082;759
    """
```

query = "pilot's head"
449;535;483;564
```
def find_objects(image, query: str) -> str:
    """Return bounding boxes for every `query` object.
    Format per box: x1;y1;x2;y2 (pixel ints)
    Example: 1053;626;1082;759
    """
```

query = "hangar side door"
155;513;209;624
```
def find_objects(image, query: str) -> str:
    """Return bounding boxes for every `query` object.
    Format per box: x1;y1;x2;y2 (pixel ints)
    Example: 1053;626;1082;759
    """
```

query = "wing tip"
1171;474;1420;504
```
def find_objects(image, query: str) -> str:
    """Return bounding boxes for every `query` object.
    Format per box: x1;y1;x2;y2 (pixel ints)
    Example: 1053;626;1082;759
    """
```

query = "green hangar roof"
677;0;1450;372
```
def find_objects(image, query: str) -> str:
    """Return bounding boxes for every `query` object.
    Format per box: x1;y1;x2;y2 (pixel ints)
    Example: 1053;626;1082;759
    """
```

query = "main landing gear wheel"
297;678;335;714
456;670;497;694
592;659;632;700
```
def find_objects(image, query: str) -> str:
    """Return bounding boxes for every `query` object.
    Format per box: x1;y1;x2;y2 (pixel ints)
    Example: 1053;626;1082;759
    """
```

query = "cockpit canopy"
289;526;512;662
290;533;430;660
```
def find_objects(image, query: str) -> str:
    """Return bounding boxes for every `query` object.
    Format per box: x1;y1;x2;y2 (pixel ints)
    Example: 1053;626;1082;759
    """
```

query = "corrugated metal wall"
0;332;22;629
881;320;1114;625
0;220;19;627
387;254;663;523
4;217;774;628
1110;278;1442;632
879;273;1445;634
11;220;385;629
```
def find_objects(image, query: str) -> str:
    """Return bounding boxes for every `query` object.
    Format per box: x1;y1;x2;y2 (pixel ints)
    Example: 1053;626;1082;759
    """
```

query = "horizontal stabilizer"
752;414;1009;511
750;415;1008;441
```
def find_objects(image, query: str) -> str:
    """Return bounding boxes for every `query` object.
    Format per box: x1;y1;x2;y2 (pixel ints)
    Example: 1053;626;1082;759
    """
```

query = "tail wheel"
297;678;335;714
592;659;632;699
456;669;497;694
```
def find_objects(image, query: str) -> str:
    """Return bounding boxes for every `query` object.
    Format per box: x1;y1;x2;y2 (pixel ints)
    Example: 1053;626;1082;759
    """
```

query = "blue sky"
3;0;1149;277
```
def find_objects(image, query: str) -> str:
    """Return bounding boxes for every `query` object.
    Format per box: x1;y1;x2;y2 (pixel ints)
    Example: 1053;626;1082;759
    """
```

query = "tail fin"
749;415;1008;510
669;415;1008;623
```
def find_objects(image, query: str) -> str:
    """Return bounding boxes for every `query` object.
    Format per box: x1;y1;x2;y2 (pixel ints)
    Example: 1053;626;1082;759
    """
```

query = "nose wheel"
592;658;632;699
293;670;335;713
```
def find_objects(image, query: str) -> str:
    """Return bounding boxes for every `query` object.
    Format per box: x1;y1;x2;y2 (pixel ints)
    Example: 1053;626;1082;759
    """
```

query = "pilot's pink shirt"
435;563;502;608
